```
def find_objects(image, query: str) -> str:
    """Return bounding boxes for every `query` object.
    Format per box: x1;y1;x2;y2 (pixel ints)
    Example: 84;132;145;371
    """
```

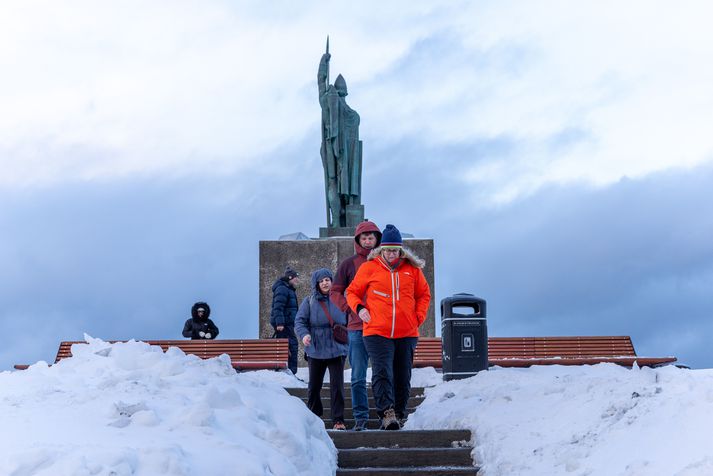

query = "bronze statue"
318;38;363;229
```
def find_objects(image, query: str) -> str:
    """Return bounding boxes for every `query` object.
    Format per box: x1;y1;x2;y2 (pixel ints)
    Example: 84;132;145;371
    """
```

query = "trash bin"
441;293;487;381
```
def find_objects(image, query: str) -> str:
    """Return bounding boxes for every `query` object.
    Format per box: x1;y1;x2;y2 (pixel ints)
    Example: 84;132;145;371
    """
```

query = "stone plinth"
346;204;365;227
259;238;436;366
319;226;355;238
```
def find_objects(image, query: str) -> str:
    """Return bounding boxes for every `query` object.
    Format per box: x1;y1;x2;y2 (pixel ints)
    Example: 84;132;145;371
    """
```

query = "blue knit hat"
380;224;403;248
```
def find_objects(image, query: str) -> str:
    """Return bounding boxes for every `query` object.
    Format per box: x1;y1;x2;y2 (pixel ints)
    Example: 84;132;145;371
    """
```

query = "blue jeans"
348;330;370;421
363;335;418;419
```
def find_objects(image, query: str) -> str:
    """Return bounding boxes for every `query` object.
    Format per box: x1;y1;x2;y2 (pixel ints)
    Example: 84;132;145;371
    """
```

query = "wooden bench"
413;336;677;368
14;339;289;372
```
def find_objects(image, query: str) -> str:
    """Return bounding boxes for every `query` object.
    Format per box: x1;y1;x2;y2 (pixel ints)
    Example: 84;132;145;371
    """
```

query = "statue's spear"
325;35;330;87
323;35;331;227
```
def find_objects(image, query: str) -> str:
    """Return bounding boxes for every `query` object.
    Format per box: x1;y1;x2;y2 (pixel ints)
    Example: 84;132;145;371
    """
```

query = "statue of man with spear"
318;37;363;229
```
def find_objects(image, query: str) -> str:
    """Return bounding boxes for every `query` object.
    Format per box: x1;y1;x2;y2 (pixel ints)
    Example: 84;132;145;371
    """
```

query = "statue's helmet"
335;74;348;96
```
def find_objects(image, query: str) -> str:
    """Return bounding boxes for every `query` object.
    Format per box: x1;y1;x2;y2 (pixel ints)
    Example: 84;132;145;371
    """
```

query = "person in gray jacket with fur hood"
295;268;348;430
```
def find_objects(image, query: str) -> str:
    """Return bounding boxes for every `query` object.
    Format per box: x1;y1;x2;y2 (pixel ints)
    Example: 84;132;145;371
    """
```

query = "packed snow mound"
0;335;335;476
6;337;713;476
407;363;713;476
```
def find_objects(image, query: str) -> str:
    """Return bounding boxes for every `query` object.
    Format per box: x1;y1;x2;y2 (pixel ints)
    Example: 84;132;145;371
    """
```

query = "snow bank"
407;364;713;476
6;337;713;476
0;335;335;476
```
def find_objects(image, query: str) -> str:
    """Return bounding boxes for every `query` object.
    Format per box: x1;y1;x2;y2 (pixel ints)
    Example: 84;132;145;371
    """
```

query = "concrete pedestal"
346;204;365;227
318;204;365;237
259;238;436;366
319;226;355;238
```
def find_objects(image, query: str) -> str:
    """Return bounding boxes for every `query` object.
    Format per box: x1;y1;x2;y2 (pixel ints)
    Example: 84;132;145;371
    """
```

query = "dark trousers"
363;335;418;419
306;356;345;424
273;326;298;374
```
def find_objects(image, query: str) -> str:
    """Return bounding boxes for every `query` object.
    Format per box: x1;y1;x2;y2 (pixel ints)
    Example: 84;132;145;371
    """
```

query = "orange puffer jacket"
346;247;431;338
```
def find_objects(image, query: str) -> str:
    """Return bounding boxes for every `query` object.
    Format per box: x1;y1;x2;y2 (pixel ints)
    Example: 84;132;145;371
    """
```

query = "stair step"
324;419;383;430
327;429;472;449
286;387;426;398
285;387;477;473
338;447;474;468
320;407;417;419
337;467;479;475
298;396;425;408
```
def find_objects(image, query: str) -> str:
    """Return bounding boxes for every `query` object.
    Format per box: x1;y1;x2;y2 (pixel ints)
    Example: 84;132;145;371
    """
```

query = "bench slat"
490;357;677;367
51;339;289;371
232;361;288;370
19;335;675;371
413;336;675;368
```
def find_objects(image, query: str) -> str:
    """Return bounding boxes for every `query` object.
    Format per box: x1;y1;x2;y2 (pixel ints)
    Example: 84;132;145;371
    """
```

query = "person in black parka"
182;302;219;340
270;266;300;374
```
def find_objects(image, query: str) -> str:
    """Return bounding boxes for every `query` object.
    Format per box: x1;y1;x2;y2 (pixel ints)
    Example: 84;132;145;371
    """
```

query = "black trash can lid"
441;294;486;305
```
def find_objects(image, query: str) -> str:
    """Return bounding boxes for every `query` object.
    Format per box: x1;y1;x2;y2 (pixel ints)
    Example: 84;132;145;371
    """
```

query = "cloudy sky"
2;1;712;369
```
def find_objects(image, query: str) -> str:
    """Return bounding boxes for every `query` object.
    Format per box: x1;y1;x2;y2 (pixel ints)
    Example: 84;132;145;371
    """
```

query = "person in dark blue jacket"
295;268;348;430
270;266;300;374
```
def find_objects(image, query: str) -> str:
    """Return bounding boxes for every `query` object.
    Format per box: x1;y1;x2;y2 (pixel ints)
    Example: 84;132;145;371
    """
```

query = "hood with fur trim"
367;246;425;269
191;301;211;320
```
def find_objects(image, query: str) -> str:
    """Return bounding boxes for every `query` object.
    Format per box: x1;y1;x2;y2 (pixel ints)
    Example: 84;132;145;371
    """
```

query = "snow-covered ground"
1;336;333;476
3;337;712;475
409;363;713;476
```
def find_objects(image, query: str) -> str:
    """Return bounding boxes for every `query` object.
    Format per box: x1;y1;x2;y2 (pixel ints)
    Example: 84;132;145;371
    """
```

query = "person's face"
289;276;300;286
359;232;377;250
196;309;206;318
381;248;400;263
318;277;332;294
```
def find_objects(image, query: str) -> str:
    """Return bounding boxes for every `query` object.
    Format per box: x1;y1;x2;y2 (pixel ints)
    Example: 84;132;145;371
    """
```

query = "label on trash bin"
461;333;475;352
443;319;485;326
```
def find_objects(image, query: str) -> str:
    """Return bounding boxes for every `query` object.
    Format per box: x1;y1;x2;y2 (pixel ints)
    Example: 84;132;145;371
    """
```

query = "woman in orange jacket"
346;224;431;430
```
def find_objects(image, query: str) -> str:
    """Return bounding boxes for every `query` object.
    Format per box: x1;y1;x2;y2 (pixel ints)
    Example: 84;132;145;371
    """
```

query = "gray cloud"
3;136;711;369
0;137;323;369
359;138;713;368
3;1;713;371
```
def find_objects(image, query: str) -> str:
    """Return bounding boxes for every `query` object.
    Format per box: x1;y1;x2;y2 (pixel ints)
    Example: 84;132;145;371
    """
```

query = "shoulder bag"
318;300;349;345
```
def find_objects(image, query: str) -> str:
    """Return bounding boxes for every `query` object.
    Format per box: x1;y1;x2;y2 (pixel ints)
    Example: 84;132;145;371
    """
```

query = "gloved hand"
205;333;212;339
199;331;206;338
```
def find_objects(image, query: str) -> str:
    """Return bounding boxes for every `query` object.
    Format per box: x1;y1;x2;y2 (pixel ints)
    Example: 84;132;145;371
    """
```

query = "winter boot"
352;419;368;431
380;408;400;431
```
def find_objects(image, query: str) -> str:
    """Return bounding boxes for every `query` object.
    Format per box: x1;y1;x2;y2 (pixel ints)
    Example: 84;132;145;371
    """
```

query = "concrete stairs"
286;384;479;475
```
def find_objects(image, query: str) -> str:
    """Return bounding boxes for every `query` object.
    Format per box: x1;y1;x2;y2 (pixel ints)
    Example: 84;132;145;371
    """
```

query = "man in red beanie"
330;220;381;431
